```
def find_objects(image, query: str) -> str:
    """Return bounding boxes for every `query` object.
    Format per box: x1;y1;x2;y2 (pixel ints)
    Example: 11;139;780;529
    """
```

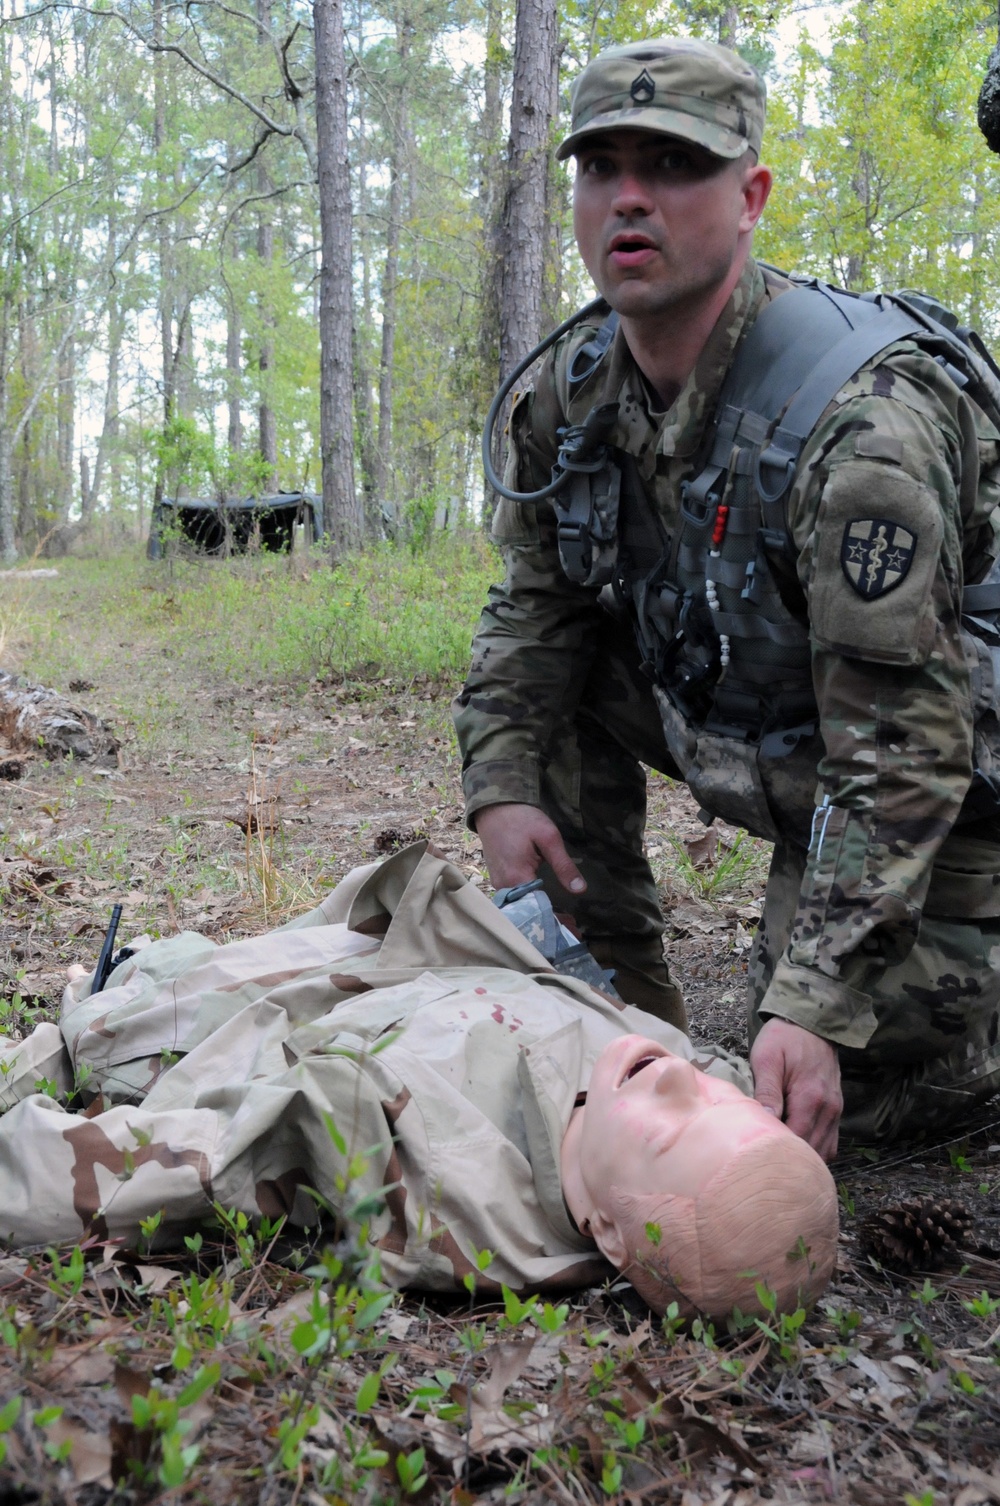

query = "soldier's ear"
740;161;772;231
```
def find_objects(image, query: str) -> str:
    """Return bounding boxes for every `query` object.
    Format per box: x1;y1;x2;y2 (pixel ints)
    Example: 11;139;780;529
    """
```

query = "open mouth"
622;1055;657;1083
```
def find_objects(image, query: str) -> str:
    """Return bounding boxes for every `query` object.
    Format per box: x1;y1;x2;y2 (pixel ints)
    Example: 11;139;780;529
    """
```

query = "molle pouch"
685;731;781;843
809;459;943;666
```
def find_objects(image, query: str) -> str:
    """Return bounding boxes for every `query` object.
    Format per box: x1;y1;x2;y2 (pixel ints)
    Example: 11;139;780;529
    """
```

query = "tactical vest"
543;276;1000;842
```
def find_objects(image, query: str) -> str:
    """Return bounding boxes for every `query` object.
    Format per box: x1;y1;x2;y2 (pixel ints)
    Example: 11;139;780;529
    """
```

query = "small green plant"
912;1278;941;1307
821;1300;863;1343
837;1181;856;1216
130;1363;220;1488
0;1394;21;1466
498;1284;540;1329
752;1283;807;1363
963;1290;1000;1318
395;1445;428;1494
44;1245;85;1298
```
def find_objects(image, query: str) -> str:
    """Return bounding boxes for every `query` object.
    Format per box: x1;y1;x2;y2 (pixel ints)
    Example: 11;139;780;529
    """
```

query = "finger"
535;828;587;894
749;1044;786;1121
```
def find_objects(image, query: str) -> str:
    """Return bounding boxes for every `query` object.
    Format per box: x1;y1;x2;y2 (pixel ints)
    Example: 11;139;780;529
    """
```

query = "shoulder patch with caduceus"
840;518;917;599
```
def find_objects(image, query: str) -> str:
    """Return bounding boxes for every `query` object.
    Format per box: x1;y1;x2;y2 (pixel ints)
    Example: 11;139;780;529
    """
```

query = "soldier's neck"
619;252;750;410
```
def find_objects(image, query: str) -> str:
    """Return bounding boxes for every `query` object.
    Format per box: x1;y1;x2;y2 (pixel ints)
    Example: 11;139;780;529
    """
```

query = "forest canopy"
0;0;998;561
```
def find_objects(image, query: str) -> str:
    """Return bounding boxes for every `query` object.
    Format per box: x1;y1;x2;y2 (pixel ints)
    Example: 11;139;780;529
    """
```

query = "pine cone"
860;1198;974;1273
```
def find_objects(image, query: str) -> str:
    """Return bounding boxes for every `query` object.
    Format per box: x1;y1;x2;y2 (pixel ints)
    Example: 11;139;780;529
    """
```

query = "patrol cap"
556;37;766;162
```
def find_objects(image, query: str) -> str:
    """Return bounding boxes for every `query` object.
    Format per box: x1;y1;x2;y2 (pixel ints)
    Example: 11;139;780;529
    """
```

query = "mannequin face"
563;1034;790;1225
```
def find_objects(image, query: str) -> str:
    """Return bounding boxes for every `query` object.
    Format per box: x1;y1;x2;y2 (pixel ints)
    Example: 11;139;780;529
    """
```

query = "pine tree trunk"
314;0;362;554
492;0;557;518
256;0;278;491
0;308;14;564
718;7;739;48
477;0;505;525
152;0;172;522
374;11;412;527
500;0;557;375
226;298;242;463
353;51;379;533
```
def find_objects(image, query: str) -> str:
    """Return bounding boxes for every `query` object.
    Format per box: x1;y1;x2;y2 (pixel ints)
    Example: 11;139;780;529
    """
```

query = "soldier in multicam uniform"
454;37;1000;1159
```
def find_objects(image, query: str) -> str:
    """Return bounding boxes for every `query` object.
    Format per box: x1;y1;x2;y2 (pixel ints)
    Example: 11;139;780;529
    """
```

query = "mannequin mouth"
621;1054;657;1084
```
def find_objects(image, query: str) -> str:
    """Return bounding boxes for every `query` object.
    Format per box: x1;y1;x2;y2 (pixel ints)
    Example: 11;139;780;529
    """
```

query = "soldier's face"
576;1033;790;1205
572;130;771;324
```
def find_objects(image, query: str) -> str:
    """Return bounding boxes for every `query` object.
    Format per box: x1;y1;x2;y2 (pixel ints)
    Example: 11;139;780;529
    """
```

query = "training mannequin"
0;845;836;1320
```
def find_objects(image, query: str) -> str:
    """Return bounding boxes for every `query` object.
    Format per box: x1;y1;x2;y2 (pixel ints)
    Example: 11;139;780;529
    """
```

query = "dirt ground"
1;625;1000;1504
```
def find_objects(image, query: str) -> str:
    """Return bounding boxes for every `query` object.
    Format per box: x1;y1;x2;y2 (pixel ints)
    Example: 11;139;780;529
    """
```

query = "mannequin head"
560;1035;838;1320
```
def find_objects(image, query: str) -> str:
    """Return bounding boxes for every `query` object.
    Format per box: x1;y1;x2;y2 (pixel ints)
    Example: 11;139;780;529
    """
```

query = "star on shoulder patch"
841;518;916;599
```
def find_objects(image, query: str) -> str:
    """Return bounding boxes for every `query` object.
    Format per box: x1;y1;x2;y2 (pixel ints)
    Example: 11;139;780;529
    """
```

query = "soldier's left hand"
749;1018;843;1162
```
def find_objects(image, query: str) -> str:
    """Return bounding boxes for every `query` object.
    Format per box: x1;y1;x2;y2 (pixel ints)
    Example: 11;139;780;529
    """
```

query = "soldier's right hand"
475;803;587;896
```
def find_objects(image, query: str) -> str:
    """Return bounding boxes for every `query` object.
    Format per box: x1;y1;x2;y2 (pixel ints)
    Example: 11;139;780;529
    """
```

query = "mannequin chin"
560;1035;838;1320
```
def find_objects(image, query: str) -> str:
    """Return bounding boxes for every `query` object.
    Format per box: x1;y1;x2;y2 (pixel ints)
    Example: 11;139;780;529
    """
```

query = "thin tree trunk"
226;297;242;464
499;0;557;382
152;0;172;521
0;308;14;563
314;0;362;554
478;0;504;525
492;0;557;520
718;7;739;48
375;11;411;525
353;2;378;532
256;0;278;491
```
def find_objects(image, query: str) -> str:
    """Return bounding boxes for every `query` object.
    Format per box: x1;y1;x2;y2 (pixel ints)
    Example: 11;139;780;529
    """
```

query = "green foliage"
16;541;499;711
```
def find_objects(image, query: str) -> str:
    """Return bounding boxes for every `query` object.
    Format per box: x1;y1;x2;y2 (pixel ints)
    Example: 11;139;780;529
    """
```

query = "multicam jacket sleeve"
756;344;1000;1046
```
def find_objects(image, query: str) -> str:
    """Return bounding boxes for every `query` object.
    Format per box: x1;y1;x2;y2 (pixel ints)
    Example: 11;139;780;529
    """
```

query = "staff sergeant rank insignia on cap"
841;518;917;599
630;68;656;104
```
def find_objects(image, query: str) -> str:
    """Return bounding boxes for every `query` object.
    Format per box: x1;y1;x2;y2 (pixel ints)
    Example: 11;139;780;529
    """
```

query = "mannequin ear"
587;1208;629;1270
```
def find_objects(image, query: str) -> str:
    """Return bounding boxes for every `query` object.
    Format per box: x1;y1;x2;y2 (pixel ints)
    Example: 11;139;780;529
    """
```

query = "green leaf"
176;1362;221;1408
356;1371;380;1414
0;1396;22;1431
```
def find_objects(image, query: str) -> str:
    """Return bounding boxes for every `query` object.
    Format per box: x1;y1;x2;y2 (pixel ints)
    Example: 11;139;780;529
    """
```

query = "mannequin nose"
652;1055;702;1105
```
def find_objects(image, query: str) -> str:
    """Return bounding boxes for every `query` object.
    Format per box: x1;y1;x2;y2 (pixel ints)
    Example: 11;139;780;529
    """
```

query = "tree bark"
500;0;557;375
314;0;362;554
374;11;413;526
152;0;172;523
352;14;379;534
491;0;557;523
226;296;243;462
718;7;739;48
477;0;505;524
256;0;278;491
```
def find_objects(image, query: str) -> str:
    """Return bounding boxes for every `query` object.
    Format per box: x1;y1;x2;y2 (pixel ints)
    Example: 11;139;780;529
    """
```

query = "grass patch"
3;535;499;696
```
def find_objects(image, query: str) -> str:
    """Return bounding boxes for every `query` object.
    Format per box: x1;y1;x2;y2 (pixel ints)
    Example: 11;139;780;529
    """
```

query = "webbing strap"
964;582;1000;613
754;303;921;505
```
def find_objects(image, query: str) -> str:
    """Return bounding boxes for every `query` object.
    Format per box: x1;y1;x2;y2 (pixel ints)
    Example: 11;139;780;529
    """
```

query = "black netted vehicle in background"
146;492;323;558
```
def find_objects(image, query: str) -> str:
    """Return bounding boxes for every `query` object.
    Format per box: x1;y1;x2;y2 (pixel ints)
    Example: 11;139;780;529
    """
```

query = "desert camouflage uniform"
454;257;1000;1140
0;844;752;1291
